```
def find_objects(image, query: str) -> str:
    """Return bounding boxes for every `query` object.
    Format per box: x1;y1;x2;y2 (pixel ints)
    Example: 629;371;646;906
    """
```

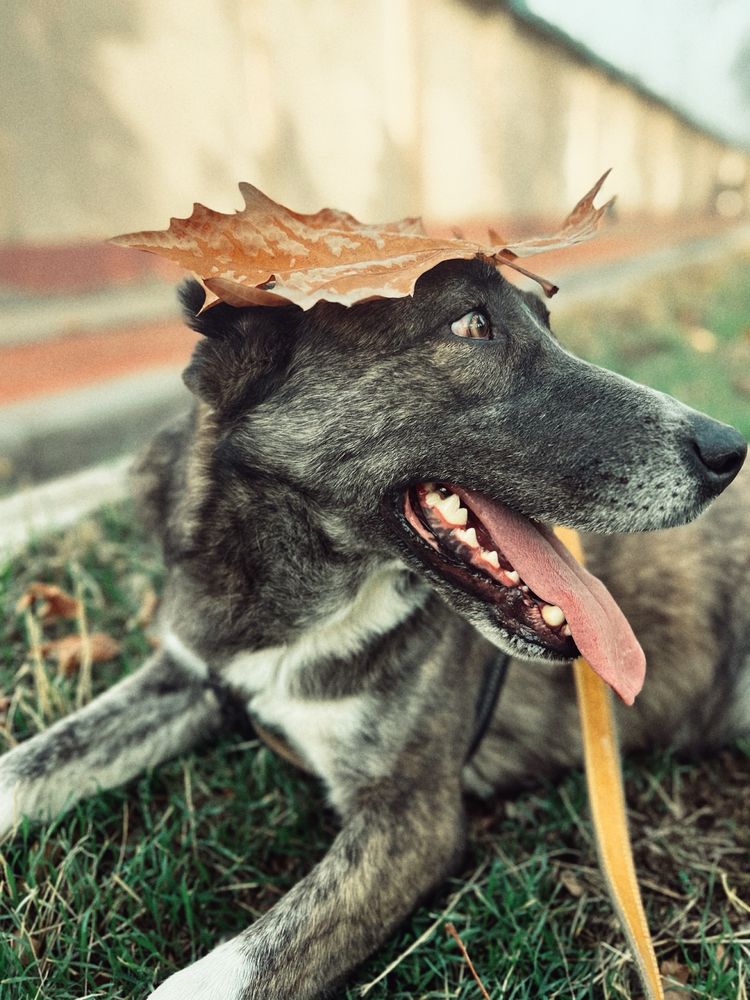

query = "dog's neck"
166;414;427;658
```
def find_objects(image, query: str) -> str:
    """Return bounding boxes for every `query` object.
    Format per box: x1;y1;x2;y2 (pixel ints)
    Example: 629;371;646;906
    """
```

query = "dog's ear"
519;289;551;329
180;279;299;414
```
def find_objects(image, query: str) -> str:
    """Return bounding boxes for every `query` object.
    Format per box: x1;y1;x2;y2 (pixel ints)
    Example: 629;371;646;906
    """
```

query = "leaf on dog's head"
112;172;614;309
504;170;614;256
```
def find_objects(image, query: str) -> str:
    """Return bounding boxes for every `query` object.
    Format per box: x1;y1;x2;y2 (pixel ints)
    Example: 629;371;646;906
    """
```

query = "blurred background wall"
2;0;750;504
3;0;749;246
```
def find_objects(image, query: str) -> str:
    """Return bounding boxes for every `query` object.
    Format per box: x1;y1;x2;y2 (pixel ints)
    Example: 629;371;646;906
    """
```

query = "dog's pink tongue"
457;488;645;705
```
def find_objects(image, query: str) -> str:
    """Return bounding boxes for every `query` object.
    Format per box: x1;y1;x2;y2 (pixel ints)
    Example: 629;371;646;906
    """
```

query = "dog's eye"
451;310;492;340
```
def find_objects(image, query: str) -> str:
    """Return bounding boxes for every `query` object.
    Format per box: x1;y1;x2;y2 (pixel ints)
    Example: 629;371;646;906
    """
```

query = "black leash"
465;650;510;763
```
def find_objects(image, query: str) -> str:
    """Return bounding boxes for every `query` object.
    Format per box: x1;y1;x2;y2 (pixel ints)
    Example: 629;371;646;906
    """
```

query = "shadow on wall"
2;4;146;242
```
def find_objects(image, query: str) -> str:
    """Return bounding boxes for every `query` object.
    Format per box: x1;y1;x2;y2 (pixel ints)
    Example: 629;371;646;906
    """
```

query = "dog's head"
180;259;746;701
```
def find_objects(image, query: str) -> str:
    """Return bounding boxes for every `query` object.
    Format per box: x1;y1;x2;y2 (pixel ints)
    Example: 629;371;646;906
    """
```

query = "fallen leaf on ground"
661;958;692;999
41;633;122;678
634;958;693;1000
16;583;80;622
113;172;613;308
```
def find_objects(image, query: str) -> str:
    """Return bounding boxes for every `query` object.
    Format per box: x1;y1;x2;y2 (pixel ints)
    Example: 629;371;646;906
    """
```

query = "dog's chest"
220;562;423;790
225;645;366;783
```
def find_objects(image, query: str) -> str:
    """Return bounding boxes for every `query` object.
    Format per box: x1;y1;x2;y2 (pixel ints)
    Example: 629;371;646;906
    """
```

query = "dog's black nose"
690;414;747;490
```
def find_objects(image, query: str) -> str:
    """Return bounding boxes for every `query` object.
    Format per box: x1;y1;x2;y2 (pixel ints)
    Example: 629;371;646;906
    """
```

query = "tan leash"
555;526;663;1000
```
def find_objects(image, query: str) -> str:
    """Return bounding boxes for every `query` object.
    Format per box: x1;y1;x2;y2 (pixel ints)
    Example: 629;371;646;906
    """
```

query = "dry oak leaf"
41;632;122;678
661;958;693;1000
16;582;80;622
112;171;613;310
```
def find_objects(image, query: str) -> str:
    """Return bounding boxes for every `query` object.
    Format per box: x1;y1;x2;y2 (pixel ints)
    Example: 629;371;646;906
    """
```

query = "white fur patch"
288;559;419;666
148;937;250;1000
223;645;283;693
251;687;366;787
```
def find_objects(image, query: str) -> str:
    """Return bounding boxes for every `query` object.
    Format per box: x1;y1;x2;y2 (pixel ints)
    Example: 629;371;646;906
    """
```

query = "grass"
1;253;750;998
555;251;750;440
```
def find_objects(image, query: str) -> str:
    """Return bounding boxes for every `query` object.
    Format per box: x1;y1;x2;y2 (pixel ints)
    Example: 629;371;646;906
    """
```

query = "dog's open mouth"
401;482;646;705
404;483;575;652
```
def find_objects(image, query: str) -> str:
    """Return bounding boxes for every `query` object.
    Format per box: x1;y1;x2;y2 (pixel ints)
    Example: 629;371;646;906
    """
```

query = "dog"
1;257;748;998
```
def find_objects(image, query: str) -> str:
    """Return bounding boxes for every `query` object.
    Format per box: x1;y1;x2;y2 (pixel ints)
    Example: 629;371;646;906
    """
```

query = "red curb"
0;243;182;295
1;320;198;405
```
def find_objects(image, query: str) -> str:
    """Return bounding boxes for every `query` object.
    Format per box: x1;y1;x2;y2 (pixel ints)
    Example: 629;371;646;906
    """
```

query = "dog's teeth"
424;491;442;508
440;493;461;513
541;604;566;627
455;527;479;548
562;624;572;637
436;494;468;526
482;549;500;569
505;569;520;584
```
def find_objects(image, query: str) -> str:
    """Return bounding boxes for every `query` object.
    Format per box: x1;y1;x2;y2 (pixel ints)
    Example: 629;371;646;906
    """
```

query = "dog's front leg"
0;647;223;836
149;779;465;1000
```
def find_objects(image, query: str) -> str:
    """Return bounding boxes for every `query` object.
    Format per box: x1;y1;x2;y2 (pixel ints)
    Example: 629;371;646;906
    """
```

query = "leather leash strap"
554;526;663;1000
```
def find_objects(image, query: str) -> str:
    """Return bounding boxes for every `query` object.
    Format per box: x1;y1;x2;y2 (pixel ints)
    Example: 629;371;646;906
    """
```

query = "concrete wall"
2;0;748;244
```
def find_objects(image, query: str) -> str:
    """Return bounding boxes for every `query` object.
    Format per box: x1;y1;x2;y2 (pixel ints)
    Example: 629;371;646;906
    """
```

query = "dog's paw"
0;765;22;841
148;938;251;1000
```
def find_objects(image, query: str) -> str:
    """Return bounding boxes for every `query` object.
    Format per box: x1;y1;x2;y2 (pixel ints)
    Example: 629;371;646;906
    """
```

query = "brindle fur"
1;260;748;999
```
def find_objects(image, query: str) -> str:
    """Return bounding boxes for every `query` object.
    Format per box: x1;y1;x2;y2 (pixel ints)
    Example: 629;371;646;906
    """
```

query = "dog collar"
209;651;510;773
